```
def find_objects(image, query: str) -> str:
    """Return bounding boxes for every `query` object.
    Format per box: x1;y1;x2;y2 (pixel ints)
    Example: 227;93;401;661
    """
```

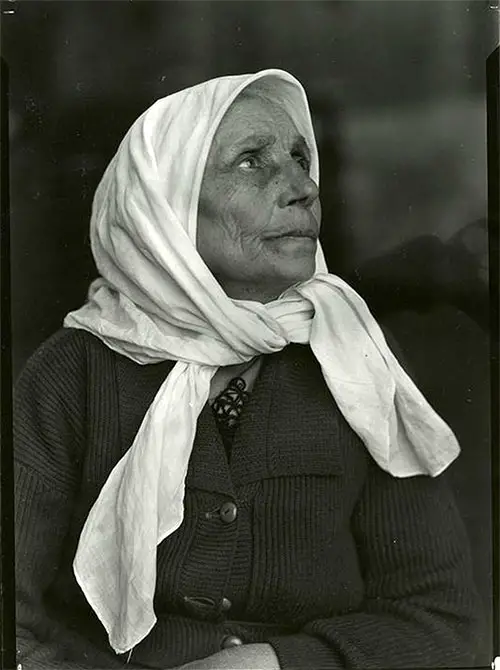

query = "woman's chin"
274;260;316;292
273;244;317;281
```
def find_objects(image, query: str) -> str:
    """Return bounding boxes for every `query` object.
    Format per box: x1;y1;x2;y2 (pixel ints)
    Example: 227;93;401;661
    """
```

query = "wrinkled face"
197;93;321;302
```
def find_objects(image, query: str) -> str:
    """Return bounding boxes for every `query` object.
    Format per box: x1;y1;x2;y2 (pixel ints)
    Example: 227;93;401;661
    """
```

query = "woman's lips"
265;229;319;240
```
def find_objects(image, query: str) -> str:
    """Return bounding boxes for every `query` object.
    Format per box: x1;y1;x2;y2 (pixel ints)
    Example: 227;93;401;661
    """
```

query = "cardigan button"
219;501;237;524
221;634;243;649
220;597;232;612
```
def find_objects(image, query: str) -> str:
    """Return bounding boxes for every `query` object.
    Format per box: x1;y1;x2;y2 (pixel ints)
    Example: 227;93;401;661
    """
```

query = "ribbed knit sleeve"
267;464;485;669
14;330;130;670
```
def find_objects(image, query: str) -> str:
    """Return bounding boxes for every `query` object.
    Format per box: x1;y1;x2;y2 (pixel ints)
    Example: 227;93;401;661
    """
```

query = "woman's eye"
293;153;310;172
238;155;261;170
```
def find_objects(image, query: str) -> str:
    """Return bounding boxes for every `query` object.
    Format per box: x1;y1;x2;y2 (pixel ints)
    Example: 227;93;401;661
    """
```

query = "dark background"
1;0;496;665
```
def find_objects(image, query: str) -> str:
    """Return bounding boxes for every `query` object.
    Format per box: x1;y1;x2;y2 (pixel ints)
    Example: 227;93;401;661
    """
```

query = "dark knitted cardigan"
14;328;484;670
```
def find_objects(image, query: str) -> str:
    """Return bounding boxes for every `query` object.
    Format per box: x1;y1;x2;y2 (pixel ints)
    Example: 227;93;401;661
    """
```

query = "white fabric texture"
65;69;460;655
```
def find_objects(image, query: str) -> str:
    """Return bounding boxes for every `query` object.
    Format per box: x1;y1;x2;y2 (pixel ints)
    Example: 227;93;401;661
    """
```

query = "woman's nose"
277;161;319;209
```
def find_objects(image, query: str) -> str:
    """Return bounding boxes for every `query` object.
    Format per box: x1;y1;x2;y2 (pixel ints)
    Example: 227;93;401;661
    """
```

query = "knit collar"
115;344;353;498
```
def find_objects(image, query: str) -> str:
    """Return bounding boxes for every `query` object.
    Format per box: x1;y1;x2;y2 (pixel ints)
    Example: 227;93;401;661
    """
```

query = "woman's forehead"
211;94;302;151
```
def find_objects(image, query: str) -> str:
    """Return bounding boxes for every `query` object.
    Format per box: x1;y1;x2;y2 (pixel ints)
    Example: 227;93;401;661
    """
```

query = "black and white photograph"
1;2;498;669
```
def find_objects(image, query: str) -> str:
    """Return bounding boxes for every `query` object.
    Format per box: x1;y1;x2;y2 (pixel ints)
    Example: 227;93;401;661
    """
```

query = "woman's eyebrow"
216;132;311;163
213;134;275;166
231;134;310;154
231;133;276;152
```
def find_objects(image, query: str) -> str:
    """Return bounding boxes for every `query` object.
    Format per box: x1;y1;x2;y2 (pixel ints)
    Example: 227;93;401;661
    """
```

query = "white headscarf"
65;69;460;655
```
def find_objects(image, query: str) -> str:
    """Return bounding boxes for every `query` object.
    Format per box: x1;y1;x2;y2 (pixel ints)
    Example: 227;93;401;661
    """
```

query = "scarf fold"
65;69;460;655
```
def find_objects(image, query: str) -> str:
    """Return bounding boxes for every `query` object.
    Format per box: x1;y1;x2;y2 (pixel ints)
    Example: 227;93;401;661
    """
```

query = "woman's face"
197;93;321;302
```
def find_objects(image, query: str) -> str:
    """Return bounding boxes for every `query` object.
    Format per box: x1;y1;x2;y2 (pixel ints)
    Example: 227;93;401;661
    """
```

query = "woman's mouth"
266;229;319;240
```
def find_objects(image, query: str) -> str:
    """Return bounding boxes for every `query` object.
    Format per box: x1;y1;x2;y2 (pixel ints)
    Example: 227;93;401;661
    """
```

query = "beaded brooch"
211;376;249;455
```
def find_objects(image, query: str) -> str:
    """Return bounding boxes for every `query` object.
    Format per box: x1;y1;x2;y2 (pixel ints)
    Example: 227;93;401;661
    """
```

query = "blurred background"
2;0;496;664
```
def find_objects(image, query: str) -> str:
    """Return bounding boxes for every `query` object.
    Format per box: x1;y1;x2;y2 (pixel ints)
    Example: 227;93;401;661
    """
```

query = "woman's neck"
209;357;263;403
218;279;285;304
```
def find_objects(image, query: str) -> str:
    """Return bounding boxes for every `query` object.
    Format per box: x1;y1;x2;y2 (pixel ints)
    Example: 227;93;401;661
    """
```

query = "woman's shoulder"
29;326;107;354
14;328;122;407
16;327;176;407
18;327;112;380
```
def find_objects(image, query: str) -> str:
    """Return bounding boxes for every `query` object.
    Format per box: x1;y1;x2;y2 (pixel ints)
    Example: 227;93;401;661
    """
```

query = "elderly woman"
15;69;483;670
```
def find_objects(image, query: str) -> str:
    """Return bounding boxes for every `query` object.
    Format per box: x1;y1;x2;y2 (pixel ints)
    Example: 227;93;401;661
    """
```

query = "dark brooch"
211;377;249;453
